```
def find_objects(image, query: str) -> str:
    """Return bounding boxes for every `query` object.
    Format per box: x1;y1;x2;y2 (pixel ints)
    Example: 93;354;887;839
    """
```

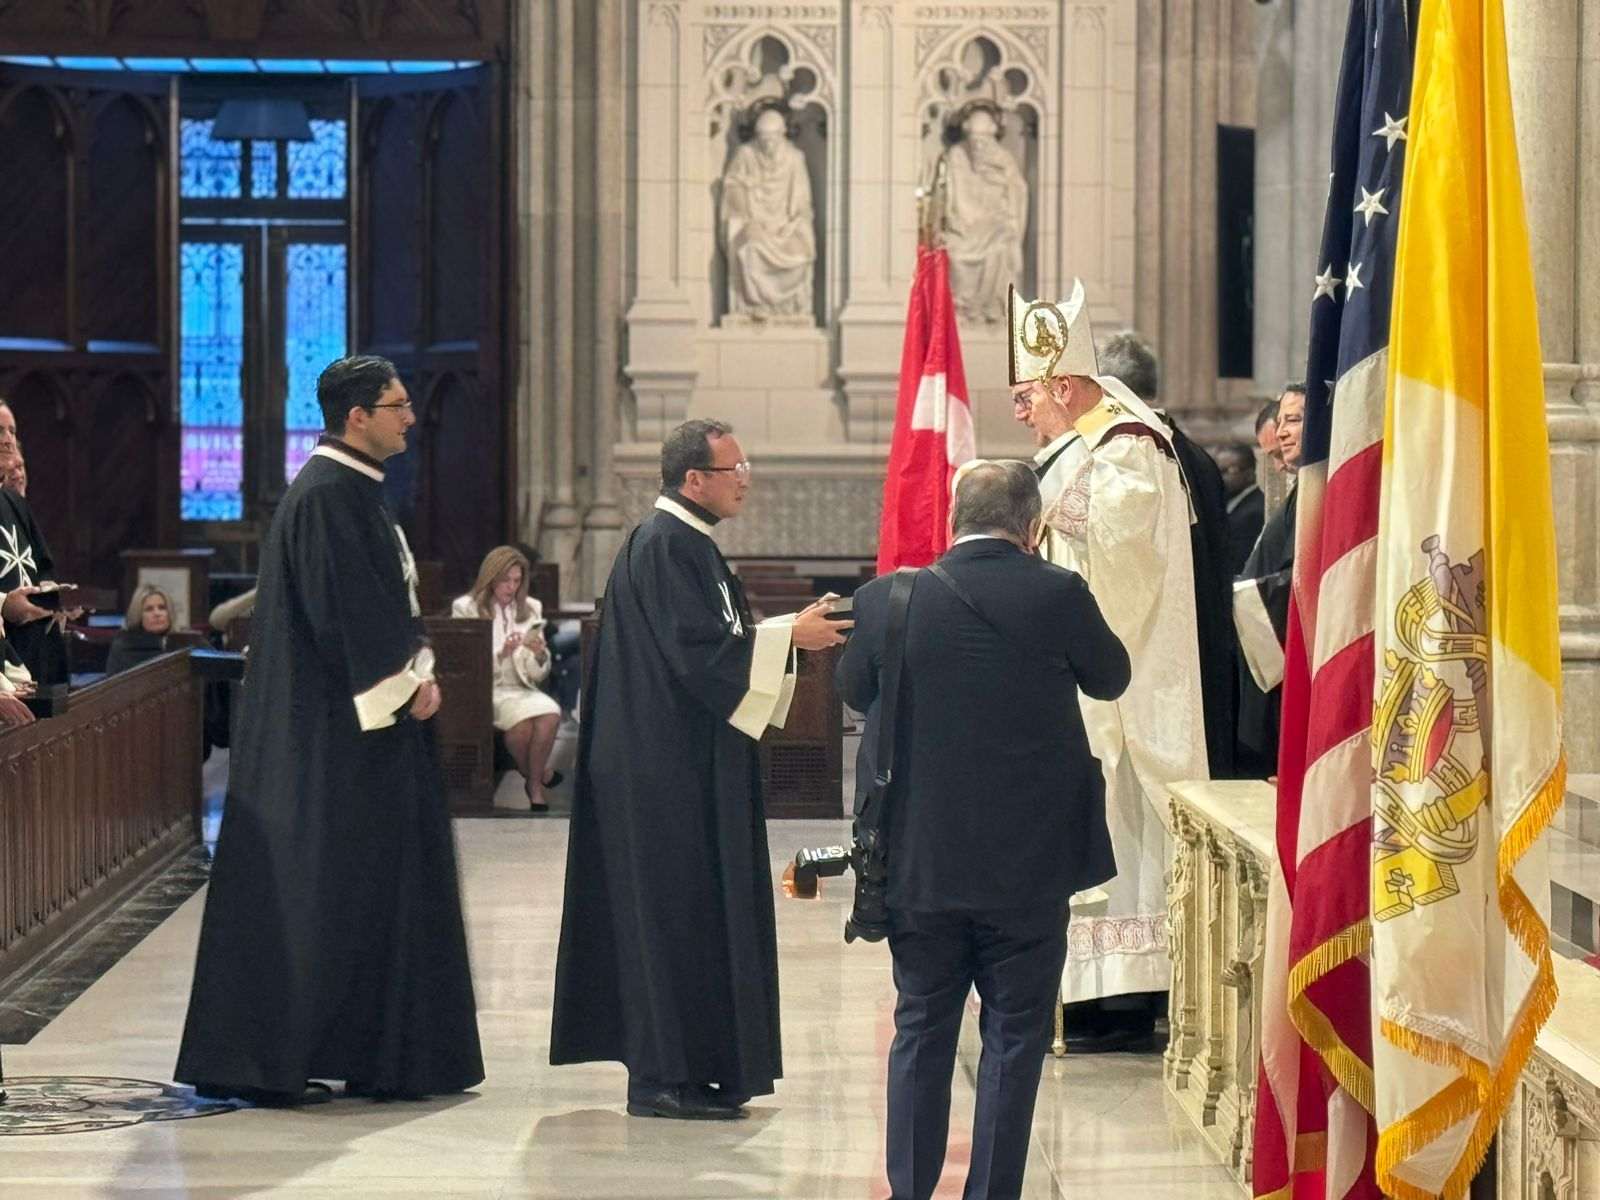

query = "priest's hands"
410;679;442;721
792;595;852;651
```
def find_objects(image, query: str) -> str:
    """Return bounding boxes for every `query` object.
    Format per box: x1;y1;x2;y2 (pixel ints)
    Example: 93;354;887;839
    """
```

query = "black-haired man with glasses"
177;354;483;1105
553;417;848;1120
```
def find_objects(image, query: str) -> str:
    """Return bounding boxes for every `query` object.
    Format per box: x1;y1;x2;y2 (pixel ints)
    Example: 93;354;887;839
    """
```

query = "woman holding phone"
451;545;563;810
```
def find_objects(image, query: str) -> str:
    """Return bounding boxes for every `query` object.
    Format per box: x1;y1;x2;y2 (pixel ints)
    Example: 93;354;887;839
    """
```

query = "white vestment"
1035;378;1208;1002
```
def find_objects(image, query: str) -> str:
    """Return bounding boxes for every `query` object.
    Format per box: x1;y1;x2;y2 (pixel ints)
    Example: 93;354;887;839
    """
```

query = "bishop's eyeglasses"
697;461;753;480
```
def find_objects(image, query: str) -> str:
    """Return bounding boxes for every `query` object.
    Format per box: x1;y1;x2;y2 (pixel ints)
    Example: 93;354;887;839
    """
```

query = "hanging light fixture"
212;96;313;142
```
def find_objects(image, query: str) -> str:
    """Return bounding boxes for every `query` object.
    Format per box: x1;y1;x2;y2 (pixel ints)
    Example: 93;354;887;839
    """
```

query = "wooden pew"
0;651;204;994
761;645;845;818
422;616;495;814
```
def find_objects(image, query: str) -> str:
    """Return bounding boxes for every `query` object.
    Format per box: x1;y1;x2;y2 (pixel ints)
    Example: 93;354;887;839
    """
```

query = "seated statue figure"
941;105;1029;323
720;105;816;320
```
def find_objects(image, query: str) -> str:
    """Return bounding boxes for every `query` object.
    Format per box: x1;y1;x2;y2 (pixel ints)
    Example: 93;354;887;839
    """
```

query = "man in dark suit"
1216;441;1265;575
838;460;1130;1200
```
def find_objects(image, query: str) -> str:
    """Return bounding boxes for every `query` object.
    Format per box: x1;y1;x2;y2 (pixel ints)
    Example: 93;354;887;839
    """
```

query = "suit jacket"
837;539;1130;913
1225;486;1265;577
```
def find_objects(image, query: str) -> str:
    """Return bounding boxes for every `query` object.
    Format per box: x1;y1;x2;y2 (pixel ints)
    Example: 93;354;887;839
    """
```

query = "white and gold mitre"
1006;279;1098;386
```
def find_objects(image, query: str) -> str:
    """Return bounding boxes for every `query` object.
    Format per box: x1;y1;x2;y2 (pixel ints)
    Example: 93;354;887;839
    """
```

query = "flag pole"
917;156;949;251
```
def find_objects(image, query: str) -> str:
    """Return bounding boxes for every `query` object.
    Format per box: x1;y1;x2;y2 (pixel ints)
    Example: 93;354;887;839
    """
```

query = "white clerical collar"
1033;429;1078;467
953;534;1010;546
312;443;385;483
655;495;716;537
1226;483;1260;514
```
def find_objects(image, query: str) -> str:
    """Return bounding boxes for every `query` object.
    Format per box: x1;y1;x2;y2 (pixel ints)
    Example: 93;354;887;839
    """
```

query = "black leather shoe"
697;1084;750;1112
193;1080;333;1106
626;1083;742;1121
1062;1021;1164;1055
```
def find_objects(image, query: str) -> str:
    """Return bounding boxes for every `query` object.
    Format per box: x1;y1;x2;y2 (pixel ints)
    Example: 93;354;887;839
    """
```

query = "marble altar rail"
1165;779;1600;1198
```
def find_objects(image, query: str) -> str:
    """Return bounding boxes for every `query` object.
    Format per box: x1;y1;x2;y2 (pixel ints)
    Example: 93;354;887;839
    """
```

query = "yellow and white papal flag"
1372;0;1565;1196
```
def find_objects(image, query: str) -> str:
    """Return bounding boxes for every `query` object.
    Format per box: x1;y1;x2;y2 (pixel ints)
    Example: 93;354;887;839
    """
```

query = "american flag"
1253;2;1414;1196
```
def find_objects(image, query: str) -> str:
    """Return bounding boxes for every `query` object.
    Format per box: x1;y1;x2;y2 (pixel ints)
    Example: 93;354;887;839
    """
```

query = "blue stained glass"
189;58;259;72
256;60;328;74
251;139;278;198
123;58;193;72
180;242;246;520
287;120;347;200
390;61;461;73
0;56;55;67
322;60;393;74
55;56;123;70
180;118;241;199
284;243;348;483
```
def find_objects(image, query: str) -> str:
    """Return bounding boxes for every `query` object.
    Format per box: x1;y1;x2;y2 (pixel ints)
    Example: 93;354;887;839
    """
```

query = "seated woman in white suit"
451;545;563;811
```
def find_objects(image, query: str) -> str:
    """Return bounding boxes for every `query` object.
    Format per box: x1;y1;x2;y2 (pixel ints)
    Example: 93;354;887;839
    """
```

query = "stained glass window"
287;119;348;200
179;242;246;521
180;118;241;199
250;139;278;198
284;243;349;483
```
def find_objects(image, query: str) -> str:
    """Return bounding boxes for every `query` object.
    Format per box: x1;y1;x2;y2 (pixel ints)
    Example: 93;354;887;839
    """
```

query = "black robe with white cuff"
0;487;68;685
175;440;482;1099
551;494;796;1098
1233;486;1298;775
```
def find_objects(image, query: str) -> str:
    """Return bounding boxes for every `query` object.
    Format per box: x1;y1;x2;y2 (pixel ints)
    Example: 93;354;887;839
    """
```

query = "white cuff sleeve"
1233;578;1285;693
727;616;798;740
352;646;437;732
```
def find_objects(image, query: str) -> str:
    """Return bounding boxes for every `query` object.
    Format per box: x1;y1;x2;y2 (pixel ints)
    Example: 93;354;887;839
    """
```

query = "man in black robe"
1233;384;1304;777
175;355;483;1104
551;419;848;1120
1100;332;1236;780
0;480;68;687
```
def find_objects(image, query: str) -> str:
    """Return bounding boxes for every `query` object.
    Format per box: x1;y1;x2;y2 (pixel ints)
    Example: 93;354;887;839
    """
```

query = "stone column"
1251;0;1344;408
581;0;627;601
835;2;905;445
623;1;697;444
1507;0;1600;772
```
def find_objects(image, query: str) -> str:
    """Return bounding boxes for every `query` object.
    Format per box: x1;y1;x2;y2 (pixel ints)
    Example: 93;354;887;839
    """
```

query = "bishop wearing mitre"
1006;280;1208;1051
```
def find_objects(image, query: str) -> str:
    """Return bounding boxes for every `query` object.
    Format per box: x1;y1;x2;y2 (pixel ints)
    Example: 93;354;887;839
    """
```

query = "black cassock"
175;444;482;1098
1165;418;1238;779
1234;486;1298;776
551;497;790;1098
0;488;68;685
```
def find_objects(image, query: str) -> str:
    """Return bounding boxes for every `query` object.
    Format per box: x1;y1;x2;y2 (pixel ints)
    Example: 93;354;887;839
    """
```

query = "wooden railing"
0;651;203;993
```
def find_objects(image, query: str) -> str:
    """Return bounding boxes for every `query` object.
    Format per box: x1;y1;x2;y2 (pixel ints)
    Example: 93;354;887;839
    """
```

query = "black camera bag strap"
867;566;919;810
927;560;1040;663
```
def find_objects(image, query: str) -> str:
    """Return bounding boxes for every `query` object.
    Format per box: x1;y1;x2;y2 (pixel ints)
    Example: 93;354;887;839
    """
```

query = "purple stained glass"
284;242;349;483
180;241;245;520
287;119;347;199
180;118;242;199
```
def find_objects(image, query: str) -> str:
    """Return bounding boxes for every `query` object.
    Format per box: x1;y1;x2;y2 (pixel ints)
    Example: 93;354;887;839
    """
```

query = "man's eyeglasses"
368;400;414;411
697;461;752;480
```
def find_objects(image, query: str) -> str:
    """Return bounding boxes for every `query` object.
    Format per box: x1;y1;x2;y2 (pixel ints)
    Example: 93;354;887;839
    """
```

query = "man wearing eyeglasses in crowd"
553;417;849;1121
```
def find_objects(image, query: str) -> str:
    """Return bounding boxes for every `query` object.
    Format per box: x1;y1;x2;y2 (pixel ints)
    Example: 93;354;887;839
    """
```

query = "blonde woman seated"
452;546;563;811
106;584;176;676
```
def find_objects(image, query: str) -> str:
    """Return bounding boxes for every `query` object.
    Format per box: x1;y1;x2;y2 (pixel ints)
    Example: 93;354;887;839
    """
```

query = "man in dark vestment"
551;419;849;1120
1233;384;1304;777
175;355;482;1105
1100;332;1236;780
841;461;1129;1200
1216;442;1265;575
0;479;69;687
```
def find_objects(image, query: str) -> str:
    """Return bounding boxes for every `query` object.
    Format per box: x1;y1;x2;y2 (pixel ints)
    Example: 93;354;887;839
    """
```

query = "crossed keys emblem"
1371;537;1490;923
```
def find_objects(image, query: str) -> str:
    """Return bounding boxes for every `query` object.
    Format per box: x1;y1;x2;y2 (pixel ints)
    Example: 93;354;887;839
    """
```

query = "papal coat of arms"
1372;536;1491;922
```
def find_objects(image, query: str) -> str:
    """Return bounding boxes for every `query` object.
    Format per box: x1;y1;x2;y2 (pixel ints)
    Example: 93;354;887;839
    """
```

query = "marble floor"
2;819;1241;1199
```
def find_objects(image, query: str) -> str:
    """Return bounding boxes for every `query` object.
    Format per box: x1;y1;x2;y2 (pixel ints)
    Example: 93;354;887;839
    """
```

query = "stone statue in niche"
940;102;1028;324
720;104;816;321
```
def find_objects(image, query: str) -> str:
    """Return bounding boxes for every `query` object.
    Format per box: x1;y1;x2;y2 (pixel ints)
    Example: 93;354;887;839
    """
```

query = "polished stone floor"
2;819;1241;1199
